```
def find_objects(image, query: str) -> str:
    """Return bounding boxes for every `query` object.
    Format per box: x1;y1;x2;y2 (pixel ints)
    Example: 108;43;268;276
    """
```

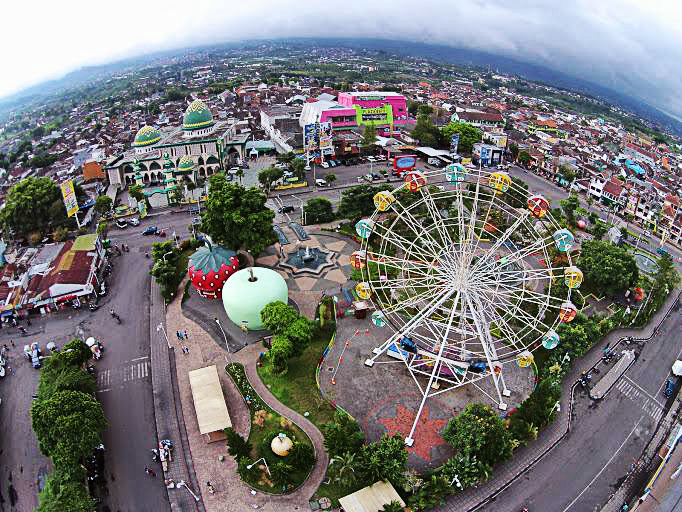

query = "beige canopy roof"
188;365;231;435
338;481;405;512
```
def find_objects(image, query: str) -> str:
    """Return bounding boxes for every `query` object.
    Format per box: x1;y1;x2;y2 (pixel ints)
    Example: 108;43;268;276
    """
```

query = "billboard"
303;123;318;152
319;121;334;156
353;104;393;127
450;134;460;154
393;155;417;172
60;180;79;218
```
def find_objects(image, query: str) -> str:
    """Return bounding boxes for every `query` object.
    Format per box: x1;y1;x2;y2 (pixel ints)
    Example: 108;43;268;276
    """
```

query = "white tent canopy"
338;481;405;512
188;365;231;442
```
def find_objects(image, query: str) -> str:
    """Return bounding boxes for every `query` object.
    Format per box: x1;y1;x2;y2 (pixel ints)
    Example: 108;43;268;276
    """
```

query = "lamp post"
162;251;174;262
177;480;200;502
246;457;271;476
450;474;463;490
156;323;171;349
214;317;229;352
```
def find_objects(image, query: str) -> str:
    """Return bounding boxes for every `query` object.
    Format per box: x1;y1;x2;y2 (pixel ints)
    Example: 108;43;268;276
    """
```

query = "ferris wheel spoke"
364;252;439;280
389;201;448;255
470;211;531;272
371;222;442;265
419;187;456;251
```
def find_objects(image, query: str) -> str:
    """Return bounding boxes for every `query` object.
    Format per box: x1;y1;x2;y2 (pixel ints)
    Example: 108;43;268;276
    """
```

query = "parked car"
31;347;42;369
241;162;250;169
315;178;328;187
664;378;676;398
115;219;128;229
278;205;295;213
304;165;311;171
128;217;140;226
328;160;336;167
367;156;377;163
320;161;329;169
371;172;383;181
376;154;386;161
364;173;374;182
142;226;158;236
657;247;670;257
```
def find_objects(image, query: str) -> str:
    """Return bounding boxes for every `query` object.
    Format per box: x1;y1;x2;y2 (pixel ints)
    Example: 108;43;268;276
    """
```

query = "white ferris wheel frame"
359;166;577;446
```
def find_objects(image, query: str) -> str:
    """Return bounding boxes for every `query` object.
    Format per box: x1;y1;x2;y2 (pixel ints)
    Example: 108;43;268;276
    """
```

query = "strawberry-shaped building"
188;244;239;299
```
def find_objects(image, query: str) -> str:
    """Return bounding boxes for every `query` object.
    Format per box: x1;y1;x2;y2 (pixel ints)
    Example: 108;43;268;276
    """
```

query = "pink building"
299;91;412;136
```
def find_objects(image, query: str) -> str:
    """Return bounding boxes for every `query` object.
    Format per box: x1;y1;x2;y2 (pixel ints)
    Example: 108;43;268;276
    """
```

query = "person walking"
184;329;189;340
144;466;156;477
176;331;182;341
206;481;215;494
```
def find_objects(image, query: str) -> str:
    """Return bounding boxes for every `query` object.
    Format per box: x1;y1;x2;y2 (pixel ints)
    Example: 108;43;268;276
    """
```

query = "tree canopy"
411;114;441;148
93;195;112;215
441;122;482;154
201;175;276;255
577;240;638;296
304;197;335;224
0;176;66;237
337;184;381;222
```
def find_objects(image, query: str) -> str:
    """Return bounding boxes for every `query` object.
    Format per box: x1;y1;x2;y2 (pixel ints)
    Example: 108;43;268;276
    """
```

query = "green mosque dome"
182;100;214;131
133;125;162;147
176;155;195;174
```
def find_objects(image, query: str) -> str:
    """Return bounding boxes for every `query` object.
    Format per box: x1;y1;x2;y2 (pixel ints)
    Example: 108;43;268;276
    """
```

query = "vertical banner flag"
61;180;80;218
450;134;460;154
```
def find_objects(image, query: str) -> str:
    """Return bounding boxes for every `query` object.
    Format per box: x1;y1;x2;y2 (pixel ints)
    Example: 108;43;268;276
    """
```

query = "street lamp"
162;251;174;262
450;474;463;490
214;317;229;352
177;480;200;502
156;323;171;349
246;457;271;476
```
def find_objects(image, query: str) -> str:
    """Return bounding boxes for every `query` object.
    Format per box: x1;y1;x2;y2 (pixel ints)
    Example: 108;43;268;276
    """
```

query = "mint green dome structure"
183;100;214;131
221;267;288;330
133;125;162;147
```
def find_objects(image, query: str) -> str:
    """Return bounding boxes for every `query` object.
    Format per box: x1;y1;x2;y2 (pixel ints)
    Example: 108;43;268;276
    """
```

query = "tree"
322;412;366;458
558;164;576;185
408;475;453;511
440;451;491;488
96;221;108;238
381;501;404;512
287;443;315;471
560;194;580;227
411;114;441;148
517;150;531;166
235;167;245;184
285;316;314;357
442;403;511;468
93;196;112;216
338;184;380;222
150;241;182;302
258;167;284;194
128;184;145;202
577;240;638;297
359;434;408;485
37;474;95;512
0;176;65;237
362;124;377;153
201;175;276;255
269;335;293;373
509;143;519;161
31;390;107;468
324;173;337;186
260;301;299;334
304;197;334;224
276;151;295;166
329;452;360;487
225;427;252;459
441;122;482;154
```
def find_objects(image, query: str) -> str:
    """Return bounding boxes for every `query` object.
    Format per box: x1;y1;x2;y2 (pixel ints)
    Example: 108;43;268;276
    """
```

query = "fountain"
634;252;659;274
280;243;335;275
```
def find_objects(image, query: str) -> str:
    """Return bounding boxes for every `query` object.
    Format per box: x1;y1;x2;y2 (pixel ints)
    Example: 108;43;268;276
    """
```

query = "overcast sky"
5;0;682;118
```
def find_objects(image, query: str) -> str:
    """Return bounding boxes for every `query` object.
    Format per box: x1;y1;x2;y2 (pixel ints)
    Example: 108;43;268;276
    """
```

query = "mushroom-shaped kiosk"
222;267;288;330
271;433;293;456
188;245;239;299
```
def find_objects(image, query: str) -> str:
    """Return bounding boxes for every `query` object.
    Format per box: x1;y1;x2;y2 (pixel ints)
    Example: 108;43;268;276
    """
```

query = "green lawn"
226;363;315;494
256;324;337;429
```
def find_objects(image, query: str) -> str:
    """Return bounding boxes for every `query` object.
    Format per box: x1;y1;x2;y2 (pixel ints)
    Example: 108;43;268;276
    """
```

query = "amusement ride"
352;164;582;446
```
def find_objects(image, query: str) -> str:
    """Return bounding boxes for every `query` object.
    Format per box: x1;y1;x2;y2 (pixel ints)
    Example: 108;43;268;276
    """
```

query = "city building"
104;100;250;187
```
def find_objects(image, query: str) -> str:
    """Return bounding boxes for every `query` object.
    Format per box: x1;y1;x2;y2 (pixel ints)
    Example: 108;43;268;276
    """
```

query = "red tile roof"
458;111;504;123
603;179;623;197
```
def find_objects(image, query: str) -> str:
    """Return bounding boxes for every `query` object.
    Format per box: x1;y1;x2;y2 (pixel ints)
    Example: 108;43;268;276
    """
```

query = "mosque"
105;100;250;187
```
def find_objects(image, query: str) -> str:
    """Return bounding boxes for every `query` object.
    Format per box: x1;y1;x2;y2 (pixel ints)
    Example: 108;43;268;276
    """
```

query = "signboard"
480;146;490;163
319;121;334;156
303;123;319;152
60;180;79;218
450;134;460;154
393;155;417;172
353;104;393;127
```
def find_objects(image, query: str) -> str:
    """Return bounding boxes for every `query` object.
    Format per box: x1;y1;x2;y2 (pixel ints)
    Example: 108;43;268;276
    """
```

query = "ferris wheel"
353;164;582;446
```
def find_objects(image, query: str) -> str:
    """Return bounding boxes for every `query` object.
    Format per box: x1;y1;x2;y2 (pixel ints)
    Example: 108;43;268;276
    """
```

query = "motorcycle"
89;301;99;312
0;355;6;378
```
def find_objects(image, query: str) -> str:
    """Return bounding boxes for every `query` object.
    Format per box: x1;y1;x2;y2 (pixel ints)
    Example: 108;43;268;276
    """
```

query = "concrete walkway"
165;278;328;511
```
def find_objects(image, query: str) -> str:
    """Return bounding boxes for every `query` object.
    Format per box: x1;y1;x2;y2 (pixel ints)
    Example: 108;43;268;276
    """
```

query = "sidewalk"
164;279;328;511
441;289;681;512
149;281;204;512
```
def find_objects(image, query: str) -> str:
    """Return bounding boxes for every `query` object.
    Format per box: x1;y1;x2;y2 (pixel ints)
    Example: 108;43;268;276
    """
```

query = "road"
489;298;682;512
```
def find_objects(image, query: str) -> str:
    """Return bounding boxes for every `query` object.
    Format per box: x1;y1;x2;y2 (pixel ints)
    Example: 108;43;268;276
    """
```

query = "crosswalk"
615;377;664;423
97;356;150;392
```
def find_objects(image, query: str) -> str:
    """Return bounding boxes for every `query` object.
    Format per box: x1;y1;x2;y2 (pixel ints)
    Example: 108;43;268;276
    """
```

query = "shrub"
225;427;251;459
322;412;365;458
287;442;315;471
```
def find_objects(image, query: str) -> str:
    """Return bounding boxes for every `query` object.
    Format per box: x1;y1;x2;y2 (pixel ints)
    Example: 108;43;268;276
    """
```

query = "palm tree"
381;501;404;512
236;168;245;184
329;452;359;488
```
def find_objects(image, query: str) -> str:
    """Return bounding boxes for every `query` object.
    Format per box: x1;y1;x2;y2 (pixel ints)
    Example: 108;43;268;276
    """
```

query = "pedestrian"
207;481;215;494
176;330;182;341
184;329;189;340
10;339;15;348
26;318;31;326
182;345;189;354
12;317;16;327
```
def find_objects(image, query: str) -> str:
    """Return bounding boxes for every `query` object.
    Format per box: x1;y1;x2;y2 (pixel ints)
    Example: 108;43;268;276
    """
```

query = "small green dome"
133;125;161;147
182;100;214;131
177;155;195;174
222;267;288;330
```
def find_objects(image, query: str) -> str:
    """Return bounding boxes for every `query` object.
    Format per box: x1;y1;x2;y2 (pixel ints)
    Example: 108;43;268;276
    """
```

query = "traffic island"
590;350;637;400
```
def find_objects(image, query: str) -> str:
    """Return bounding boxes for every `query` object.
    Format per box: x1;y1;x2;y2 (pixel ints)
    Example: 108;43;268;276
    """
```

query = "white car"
364;173;374;182
315;178;327;187
320;161;330;169
366;156;376;163
128;217;140;226
376;154;387;161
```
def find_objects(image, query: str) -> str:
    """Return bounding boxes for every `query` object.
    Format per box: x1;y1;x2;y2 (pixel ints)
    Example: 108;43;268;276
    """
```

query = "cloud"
4;0;682;116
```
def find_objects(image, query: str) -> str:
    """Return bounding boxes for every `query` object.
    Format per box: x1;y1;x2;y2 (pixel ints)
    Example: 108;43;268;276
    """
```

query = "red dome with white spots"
187;245;239;299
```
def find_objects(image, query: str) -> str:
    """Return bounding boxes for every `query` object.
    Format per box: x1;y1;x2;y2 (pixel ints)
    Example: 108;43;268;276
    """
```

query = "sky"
4;0;682;117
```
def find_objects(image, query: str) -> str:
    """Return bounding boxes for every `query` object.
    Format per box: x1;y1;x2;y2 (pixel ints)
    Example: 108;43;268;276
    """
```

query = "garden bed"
226;362;316;494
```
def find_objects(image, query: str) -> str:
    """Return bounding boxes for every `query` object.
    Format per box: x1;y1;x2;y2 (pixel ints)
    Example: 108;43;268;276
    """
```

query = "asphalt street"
488;298;682;512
